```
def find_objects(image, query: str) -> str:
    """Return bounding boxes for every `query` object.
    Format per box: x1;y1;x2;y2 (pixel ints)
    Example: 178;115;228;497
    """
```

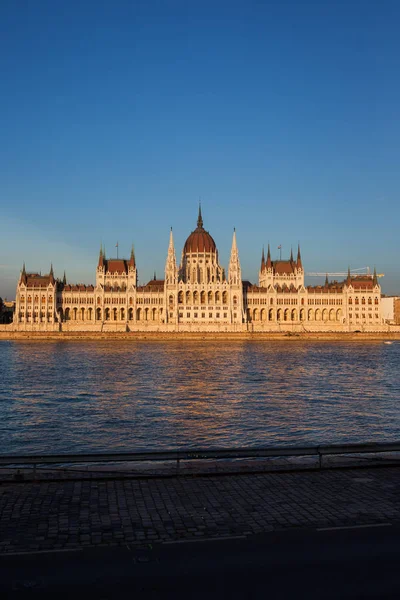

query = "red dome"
183;206;217;254
184;227;216;253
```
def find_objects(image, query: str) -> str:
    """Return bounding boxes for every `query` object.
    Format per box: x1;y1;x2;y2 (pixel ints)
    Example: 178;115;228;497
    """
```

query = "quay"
1;464;400;555
2;464;400;597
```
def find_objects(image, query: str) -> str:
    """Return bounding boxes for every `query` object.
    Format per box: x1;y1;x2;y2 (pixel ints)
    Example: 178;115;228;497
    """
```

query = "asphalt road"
1;523;400;599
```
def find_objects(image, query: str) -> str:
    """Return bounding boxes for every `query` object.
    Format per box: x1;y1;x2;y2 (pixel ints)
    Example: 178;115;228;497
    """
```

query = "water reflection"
0;340;399;454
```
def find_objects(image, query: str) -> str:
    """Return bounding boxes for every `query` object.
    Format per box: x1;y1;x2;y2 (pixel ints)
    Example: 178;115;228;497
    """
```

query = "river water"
0;340;399;454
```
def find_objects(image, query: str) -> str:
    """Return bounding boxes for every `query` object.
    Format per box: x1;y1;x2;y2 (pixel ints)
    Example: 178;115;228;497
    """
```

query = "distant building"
10;208;386;332
381;296;398;324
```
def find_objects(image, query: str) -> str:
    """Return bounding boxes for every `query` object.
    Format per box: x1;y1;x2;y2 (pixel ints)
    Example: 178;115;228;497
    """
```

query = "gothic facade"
12;208;384;332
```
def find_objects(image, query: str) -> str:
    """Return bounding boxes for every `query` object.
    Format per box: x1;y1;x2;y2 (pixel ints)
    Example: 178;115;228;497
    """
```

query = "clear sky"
1;0;399;299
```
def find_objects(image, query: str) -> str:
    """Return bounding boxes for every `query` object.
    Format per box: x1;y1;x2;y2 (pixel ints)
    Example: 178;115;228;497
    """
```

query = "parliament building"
12;208;384;332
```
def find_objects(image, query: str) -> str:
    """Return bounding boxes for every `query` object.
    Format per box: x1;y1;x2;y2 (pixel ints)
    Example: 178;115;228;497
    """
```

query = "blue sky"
1;0;399;298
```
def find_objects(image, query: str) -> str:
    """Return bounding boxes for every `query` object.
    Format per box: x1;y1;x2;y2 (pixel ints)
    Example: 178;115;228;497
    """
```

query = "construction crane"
306;267;384;278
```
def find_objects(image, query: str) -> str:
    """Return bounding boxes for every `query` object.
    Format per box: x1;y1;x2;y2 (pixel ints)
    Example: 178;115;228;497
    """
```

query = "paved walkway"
1;467;399;554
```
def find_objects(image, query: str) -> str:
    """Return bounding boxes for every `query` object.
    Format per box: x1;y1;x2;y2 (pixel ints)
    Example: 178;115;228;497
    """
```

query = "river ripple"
0;340;399;454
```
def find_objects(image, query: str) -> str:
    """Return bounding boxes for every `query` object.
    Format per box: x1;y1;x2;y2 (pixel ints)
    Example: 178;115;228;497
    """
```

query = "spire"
98;244;104;268
165;227;177;285
296;244;302;269
197;202;203;229
20;262;27;284
49;263;55;283
325;273;329;286
266;243;272;269
129;244;136;268
373;266;378;286
347;266;351;285
154;271;157;281
228;228;241;285
63;271;67;285
290;246;294;262
261;246;265;271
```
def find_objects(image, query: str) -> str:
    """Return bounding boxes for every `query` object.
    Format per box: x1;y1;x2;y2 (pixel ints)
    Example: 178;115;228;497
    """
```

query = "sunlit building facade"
12;208;384;332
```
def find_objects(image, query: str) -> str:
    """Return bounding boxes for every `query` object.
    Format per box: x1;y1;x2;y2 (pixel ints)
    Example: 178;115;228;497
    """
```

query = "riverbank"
1;330;400;341
1;465;399;555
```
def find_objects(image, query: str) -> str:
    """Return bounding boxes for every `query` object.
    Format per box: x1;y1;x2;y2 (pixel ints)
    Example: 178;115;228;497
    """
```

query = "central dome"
183;207;217;254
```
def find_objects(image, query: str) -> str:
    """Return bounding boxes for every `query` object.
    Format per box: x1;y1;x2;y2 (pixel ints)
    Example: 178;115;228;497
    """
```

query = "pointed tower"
260;247;265;272
129;245;136;269
296;244;302;270
165;228;178;285
126;244;137;288
228;228;241;286
325;273;329;287
347;266;351;286
20;262;27;285
373;267;378;287
96;244;106;288
63;271;67;286
259;244;273;287
228;228;243;325
197;202;203;228
266;244;272;269
290;247;294;263
98;244;104;268
49;263;55;284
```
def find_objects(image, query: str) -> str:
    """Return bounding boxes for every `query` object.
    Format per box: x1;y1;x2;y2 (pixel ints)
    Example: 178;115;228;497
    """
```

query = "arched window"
361;297;365;305
169;294;174;306
349;298;352;305
129;297;133;305
105;308;110;321
97;297;101;305
368;297;372;305
374;297;379;305
233;296;238;306
268;308;274;321
121;308;125;321
208;291;213;304
129;308;133;320
215;291;220;303
222;291;228;304
193;291;199;304
178;291;183;304
136;308;141;320
284;308;289;321
355;297;359;305
291;309;297;321
200;291;206;304
300;308;305;321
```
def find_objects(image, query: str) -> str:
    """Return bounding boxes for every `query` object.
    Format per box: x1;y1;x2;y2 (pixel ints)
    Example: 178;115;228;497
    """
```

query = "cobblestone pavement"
1;467;400;554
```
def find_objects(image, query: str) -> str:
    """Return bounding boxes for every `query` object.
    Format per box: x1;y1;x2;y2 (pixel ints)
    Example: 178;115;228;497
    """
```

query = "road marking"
163;535;247;545
317;523;392;532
